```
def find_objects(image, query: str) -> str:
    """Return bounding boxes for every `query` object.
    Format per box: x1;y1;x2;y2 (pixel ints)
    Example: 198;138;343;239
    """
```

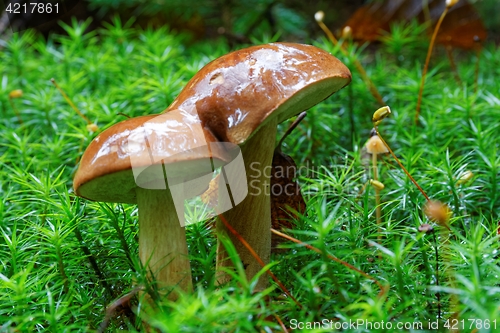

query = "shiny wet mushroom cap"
168;42;351;144
74;112;230;203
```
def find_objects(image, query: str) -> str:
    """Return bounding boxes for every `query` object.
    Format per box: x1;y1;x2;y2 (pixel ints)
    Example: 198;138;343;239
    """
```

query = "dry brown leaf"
343;0;486;50
201;145;307;253
270;150;306;252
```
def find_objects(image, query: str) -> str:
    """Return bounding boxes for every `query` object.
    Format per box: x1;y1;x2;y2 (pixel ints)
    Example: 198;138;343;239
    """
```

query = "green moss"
0;18;499;332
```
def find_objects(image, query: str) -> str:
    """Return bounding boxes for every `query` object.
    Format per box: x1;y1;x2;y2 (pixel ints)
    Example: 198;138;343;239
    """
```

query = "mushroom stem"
216;119;277;290
137;188;192;299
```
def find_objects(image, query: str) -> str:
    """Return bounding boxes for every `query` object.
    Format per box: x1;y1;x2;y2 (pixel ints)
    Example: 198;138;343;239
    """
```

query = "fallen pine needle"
218;214;302;309
271;228;388;297
274;313;289;333
98;286;142;333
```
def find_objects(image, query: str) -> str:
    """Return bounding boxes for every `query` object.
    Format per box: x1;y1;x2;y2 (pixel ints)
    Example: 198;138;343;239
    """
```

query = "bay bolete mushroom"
73;109;232;298
167;42;351;289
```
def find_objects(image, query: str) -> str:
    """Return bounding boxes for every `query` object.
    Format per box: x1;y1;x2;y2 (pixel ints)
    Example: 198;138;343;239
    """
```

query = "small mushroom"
364;130;389;241
73;110;230;299
167;43;352;289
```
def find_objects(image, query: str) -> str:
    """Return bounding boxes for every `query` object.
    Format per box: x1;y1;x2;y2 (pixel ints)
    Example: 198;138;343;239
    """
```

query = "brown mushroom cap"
167;42;351;144
73;110;230;204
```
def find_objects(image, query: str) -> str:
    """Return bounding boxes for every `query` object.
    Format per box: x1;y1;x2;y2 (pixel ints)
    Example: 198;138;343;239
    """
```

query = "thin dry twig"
276;112;307;150
97;286;143;333
271;228;387;297
273;313;289;333
374;126;431;201
217;214;303;309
